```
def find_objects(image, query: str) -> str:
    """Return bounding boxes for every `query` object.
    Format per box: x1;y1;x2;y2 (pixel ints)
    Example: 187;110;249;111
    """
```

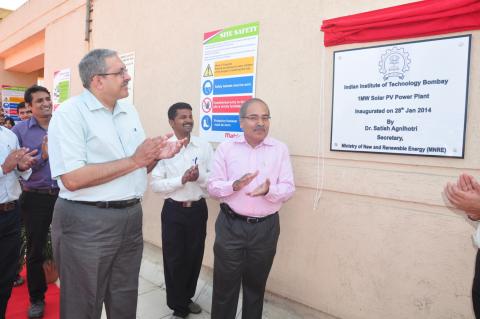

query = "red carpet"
6;268;60;319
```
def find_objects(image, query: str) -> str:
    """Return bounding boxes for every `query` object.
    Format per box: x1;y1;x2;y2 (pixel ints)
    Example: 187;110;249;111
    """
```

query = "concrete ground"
120;242;339;319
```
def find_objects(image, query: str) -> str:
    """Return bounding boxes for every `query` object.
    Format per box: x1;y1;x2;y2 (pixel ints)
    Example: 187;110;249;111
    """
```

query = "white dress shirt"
0;126;31;203
151;135;213;201
48;90;147;201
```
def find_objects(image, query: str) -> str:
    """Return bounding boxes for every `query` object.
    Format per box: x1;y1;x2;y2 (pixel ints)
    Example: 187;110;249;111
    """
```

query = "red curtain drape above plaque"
321;0;480;47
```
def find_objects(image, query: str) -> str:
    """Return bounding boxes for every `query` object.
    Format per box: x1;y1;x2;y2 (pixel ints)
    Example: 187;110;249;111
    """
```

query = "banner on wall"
330;35;471;158
199;22;259;143
119;52;135;105
1;85;26;121
53;68;71;111
321;0;480;47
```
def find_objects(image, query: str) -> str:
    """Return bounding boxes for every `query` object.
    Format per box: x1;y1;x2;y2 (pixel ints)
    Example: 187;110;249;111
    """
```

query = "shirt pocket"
86;126;122;159
121;127;144;156
164;155;188;174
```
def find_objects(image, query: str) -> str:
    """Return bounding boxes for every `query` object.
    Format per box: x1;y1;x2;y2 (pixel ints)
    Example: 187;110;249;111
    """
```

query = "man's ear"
90;76;102;90
168;119;174;128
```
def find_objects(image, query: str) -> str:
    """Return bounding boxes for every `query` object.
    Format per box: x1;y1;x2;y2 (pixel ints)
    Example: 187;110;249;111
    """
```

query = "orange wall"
1;1;480;318
0;59;40;88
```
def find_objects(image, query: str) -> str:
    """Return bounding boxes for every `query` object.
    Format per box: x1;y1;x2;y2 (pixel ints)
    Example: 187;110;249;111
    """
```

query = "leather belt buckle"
166;198;201;208
246;217;260;224
47;188;59;196
97;202;109;209
220;203;273;224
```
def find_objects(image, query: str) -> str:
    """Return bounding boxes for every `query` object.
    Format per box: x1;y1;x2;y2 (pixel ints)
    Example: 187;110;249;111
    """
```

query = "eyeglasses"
96;67;128;78
241;115;271;122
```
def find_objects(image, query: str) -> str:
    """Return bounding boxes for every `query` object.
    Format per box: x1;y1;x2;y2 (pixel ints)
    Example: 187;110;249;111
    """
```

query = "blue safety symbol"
202;80;213;95
201;115;212;130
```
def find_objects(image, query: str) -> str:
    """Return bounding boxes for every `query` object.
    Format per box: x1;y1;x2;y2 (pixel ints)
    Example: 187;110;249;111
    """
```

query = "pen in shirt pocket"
193;157;198;166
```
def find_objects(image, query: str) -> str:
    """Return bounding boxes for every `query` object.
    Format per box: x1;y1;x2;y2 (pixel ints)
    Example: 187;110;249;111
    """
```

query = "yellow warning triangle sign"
203;64;213;77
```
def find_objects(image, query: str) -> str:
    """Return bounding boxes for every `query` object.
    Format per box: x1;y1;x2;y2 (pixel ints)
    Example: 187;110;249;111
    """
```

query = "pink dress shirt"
208;136;295;217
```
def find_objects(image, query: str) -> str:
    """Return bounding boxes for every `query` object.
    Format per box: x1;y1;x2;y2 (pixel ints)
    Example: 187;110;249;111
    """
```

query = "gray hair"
78;49;117;89
239;98;269;118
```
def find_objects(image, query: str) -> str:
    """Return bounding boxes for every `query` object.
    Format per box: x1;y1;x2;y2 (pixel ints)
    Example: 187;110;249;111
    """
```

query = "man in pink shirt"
208;98;295;319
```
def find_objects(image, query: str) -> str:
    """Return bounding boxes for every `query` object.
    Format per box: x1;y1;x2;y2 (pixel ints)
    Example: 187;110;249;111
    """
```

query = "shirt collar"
189;136;201;147
27;116;39;129
169;135;199;148
234;135;275;147
82;89;127;115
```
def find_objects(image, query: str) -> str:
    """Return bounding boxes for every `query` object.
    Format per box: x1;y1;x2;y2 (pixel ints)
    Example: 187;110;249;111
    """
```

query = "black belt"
220;203;276;224
70;198;141;209
166;198;205;208
23;187;59;196
0;201;16;212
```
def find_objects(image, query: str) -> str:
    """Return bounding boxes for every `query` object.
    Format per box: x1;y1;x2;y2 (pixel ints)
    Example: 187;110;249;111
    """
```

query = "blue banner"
212;115;243;132
213;76;254;95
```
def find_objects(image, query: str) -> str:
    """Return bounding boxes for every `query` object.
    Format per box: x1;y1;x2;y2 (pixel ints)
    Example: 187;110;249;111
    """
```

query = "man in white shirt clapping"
151;102;213;319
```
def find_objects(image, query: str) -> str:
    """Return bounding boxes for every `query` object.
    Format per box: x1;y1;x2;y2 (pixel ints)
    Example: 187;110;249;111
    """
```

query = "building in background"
0;1;479;318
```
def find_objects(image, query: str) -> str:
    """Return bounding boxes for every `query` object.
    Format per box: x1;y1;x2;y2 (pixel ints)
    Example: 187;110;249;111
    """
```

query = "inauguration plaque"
330;35;471;158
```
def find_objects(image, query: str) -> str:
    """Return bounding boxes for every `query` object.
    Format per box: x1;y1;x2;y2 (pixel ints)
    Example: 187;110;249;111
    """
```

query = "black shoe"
28;300;45;318
13;275;24;287
188;301;202;314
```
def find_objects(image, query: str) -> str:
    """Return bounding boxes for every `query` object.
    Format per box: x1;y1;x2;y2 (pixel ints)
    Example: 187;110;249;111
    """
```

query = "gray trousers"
51;198;143;319
211;210;280;319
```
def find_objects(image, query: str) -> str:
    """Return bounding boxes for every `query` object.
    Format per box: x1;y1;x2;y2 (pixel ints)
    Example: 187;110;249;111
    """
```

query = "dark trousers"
16;222;26;277
19;191;57;302
0;204;21;319
473;249;480;318
161;198;208;317
211;210;280;319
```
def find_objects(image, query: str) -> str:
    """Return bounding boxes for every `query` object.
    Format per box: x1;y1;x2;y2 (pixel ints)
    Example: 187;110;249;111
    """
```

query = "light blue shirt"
0;126;31;203
48;90;147;201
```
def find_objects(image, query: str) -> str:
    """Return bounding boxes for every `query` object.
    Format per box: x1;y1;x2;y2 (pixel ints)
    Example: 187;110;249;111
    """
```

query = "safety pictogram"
203;64;213;77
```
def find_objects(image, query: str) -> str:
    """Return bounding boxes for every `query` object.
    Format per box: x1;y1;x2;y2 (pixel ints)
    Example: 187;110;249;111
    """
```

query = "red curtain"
321;0;480;47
